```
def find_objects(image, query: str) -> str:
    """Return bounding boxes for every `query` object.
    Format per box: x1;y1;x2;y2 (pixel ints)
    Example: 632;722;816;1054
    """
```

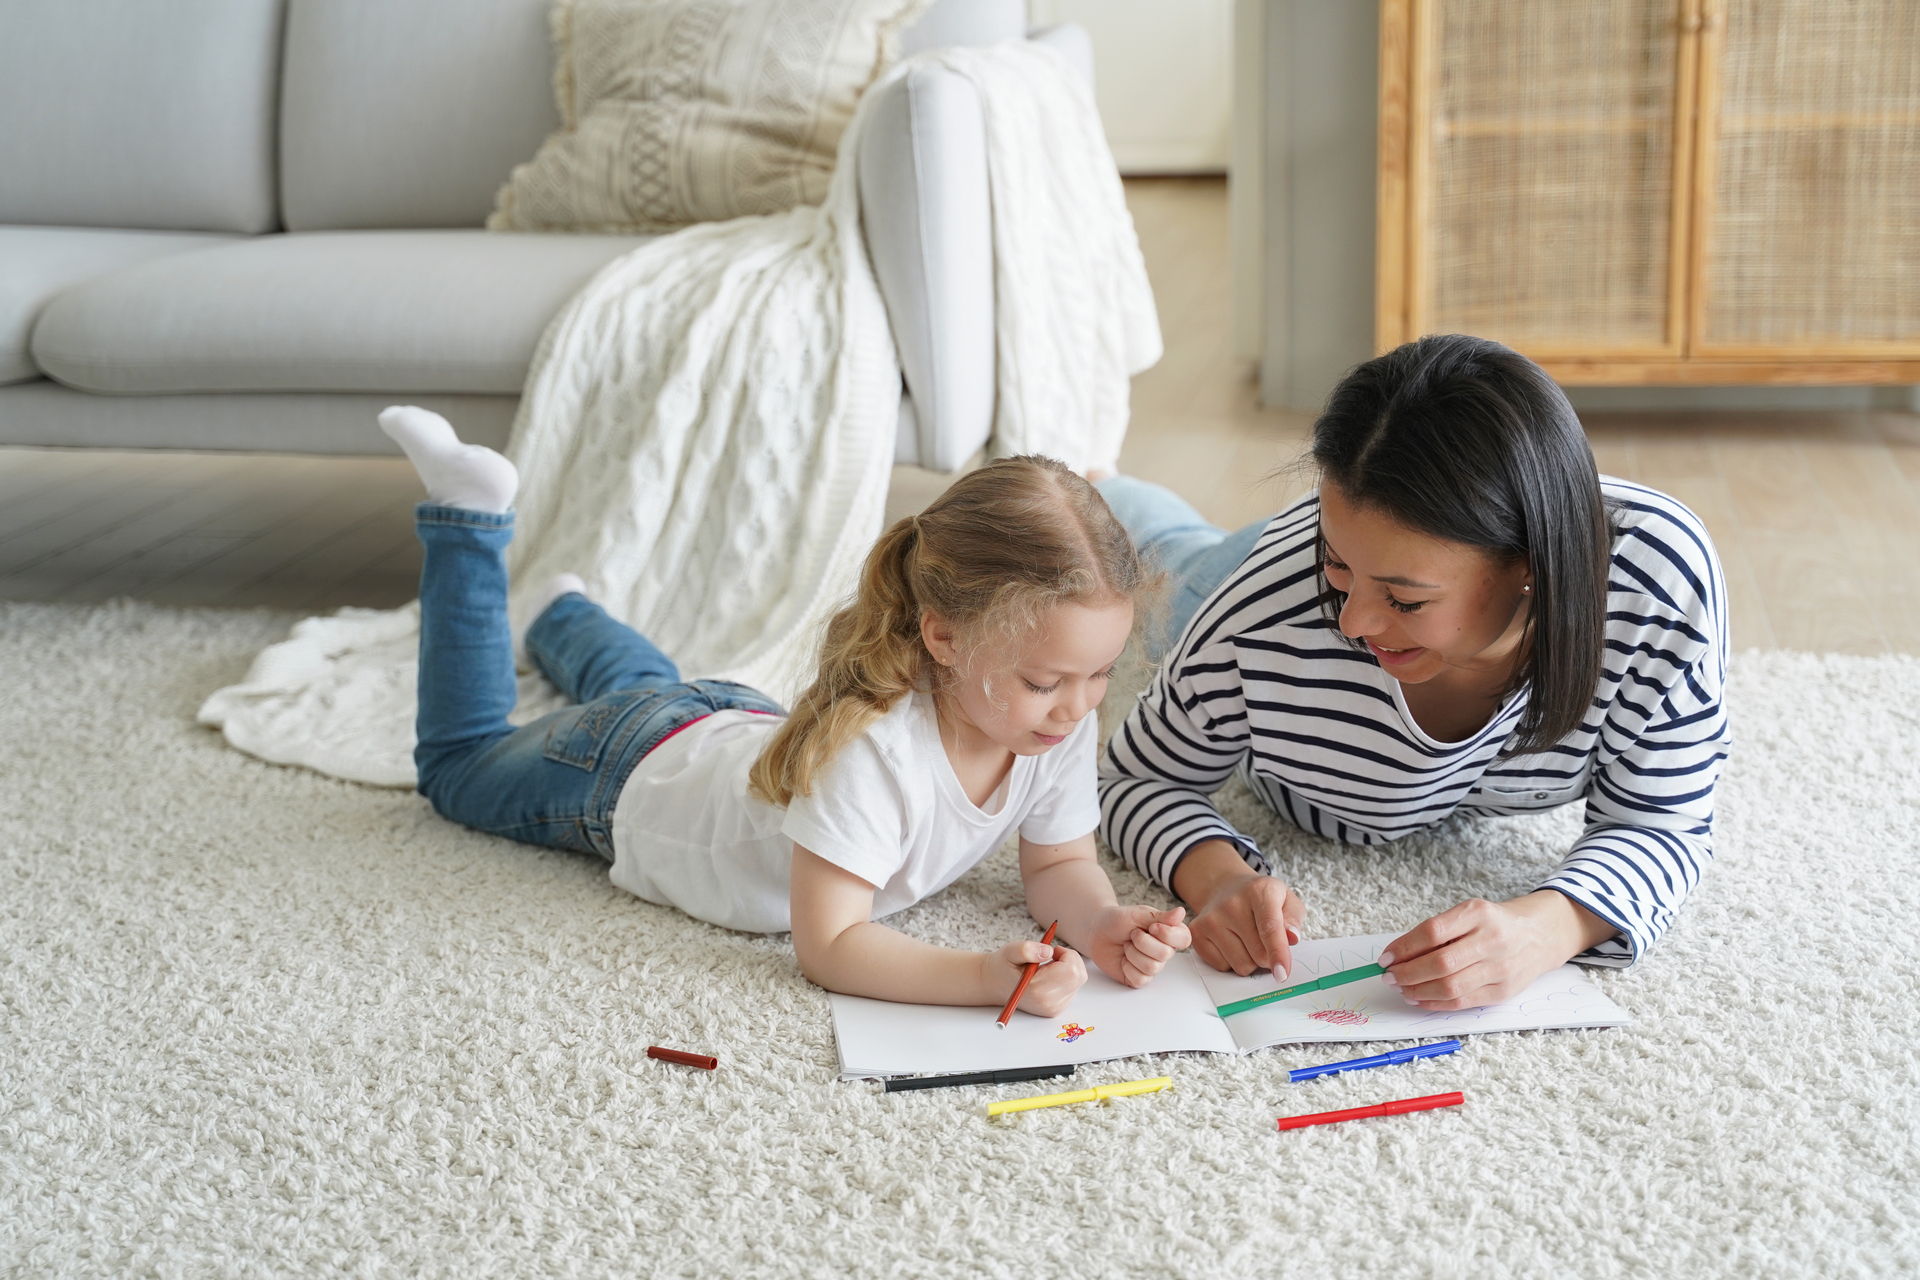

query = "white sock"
528;572;588;622
378;405;519;514
513;573;589;660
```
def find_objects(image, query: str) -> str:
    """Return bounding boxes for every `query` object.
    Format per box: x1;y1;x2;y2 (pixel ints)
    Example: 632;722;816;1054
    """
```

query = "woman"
1097;334;1729;1010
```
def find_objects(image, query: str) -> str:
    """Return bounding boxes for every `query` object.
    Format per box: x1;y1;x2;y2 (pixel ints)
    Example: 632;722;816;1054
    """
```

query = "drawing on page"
1306;997;1370;1027
1057;1022;1093;1043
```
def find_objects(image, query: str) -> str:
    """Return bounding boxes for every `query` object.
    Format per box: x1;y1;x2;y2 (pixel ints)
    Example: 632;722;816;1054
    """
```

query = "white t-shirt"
608;690;1102;934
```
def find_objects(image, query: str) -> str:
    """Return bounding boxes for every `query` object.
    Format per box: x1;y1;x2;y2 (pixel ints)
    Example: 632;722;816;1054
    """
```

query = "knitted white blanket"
198;43;1161;788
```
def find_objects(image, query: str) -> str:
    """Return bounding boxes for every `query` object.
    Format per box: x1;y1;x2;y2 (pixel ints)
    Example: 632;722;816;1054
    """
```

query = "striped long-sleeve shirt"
1100;478;1730;966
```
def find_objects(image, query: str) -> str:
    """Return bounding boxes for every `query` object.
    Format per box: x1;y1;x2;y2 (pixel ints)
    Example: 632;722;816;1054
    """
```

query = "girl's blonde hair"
749;455;1157;807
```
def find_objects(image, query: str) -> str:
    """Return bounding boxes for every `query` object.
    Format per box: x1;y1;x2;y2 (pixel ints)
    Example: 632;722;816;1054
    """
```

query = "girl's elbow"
793;946;830;989
790;928;845;992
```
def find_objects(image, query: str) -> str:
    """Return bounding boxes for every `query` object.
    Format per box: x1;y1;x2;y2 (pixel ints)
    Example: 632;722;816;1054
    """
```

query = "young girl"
379;405;1190;1017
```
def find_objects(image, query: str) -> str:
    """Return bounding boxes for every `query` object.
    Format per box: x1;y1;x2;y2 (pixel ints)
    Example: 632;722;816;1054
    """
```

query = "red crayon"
995;920;1060;1028
1276;1091;1464;1131
648;1046;718;1071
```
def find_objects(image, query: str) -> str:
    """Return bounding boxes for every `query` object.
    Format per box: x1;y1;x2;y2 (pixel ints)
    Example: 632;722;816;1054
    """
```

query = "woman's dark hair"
1310;334;1613;754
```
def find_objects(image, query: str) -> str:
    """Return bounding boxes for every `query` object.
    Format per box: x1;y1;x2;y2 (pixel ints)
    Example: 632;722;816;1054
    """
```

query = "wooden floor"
3;177;1918;652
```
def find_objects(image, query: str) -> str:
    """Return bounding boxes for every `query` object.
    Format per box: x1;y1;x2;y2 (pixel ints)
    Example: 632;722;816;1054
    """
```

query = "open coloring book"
829;933;1630;1079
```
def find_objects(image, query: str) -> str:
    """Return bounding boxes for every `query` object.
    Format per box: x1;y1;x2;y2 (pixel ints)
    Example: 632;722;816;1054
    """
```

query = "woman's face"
1317;483;1533;687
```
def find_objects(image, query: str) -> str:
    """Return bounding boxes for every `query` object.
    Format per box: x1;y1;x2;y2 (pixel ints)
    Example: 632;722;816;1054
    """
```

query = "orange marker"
995;920;1059;1028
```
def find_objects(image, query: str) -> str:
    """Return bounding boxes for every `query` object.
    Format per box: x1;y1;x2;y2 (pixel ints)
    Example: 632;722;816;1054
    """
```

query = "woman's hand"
985;941;1088;1017
1379;890;1618;1010
1081;905;1190;987
1172;839;1307;977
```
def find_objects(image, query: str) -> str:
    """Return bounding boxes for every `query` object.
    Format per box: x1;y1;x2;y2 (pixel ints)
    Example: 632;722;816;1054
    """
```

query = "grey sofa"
0;0;1090;473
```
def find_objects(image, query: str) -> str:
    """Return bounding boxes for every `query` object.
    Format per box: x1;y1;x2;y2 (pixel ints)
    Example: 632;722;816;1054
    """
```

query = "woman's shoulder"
1179;490;1334;652
1599;476;1728;677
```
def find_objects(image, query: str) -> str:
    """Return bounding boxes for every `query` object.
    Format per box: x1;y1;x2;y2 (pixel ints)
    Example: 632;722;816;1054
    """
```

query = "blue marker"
1288;1039;1463;1084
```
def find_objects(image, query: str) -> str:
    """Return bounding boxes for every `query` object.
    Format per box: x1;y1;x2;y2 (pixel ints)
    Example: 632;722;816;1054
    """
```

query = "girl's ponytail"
748;517;928;806
749;455;1159;807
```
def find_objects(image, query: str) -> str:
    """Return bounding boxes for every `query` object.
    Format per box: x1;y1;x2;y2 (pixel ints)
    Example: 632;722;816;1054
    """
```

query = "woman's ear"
920;610;958;667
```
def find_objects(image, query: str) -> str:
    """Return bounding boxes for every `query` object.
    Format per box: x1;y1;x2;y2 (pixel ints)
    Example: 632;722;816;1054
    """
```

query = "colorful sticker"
1056;1022;1093;1042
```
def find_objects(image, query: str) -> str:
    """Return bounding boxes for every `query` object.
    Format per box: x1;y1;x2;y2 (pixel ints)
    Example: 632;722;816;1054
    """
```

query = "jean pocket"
541;694;639;771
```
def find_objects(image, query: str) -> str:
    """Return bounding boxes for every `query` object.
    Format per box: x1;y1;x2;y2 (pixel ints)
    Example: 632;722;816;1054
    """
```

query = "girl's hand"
1083;906;1191;987
985;942;1087;1018
1379;891;1618;1011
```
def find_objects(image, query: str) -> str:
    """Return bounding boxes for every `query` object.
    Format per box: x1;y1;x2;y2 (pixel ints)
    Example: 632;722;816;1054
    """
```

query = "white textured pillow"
490;0;930;233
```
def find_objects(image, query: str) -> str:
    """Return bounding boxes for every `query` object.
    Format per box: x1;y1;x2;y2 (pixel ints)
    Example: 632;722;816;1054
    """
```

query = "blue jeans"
413;504;784;859
1096;476;1268;656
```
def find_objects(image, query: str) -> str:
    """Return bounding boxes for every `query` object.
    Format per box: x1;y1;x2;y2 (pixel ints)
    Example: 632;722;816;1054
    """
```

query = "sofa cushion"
0;227;236;385
0;383;523;454
488;0;929;234
32;231;651;396
279;0;564;231
0;0;283;233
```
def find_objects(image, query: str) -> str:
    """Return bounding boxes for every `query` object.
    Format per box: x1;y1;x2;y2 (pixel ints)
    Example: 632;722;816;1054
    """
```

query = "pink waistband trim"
647;706;783;755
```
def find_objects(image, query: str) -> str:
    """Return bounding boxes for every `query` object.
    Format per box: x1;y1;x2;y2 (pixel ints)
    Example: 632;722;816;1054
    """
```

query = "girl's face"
924;598;1135;756
1317;483;1533;687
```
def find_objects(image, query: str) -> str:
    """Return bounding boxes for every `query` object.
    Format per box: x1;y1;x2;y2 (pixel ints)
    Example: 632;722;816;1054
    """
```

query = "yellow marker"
985;1075;1171;1117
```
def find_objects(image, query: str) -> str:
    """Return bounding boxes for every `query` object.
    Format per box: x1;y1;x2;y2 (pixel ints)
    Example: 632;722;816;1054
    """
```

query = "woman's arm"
1098;641;1261;890
1018;832;1190;987
1386;648;1731;1008
1101;638;1310;975
788;844;1087;1013
1377;891;1619;1010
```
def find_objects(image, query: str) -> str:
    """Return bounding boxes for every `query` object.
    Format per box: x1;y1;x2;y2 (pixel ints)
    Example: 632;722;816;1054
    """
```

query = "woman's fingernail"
1403;997;1420;1007
1380;973;1399;988
1377;952;1395;968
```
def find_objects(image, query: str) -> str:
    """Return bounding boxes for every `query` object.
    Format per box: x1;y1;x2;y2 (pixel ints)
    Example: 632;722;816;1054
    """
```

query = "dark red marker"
648;1046;718;1071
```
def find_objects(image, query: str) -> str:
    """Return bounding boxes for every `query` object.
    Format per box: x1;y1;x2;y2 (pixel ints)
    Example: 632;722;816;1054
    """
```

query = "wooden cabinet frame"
1375;0;1920;385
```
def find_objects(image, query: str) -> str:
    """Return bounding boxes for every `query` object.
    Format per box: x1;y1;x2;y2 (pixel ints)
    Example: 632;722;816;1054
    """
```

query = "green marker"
1215;962;1387;1018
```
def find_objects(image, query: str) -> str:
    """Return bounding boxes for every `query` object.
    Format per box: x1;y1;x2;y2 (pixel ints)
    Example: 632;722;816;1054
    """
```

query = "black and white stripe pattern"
1100;479;1731;966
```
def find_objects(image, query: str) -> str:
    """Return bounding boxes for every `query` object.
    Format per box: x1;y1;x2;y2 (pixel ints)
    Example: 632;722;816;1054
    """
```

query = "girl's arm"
1019;832;1191;988
788;844;1087;1013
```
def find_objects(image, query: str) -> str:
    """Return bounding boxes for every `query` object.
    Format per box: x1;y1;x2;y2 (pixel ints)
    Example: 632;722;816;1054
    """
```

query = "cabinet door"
1383;0;1699;360
1692;0;1920;358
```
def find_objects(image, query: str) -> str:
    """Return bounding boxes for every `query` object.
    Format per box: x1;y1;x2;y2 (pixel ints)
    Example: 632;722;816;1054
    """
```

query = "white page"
829;951;1236;1079
1199;933;1632;1050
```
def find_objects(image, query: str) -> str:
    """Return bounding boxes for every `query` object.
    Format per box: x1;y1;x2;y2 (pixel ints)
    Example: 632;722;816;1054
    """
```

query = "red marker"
1276;1091;1463;1131
995;920;1060;1028
648;1046;718;1071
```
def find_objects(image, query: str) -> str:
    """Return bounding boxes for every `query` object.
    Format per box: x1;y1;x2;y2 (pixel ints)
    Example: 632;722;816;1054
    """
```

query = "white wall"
1030;0;1233;173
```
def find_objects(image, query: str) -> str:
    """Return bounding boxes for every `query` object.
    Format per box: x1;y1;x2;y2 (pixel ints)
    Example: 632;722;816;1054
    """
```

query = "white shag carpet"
3;600;1917;1279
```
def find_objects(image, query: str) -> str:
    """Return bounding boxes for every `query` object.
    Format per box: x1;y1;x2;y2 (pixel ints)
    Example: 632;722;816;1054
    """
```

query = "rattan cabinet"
1374;0;1920;384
